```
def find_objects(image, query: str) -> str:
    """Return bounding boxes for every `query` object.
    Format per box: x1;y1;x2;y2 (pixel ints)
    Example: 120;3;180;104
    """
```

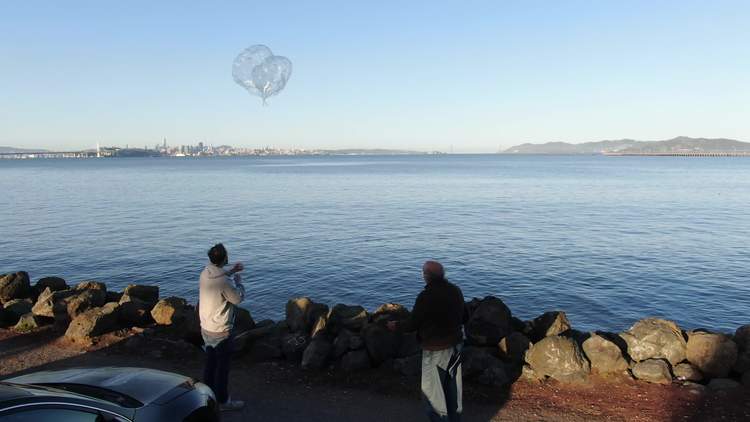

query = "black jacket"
401;279;466;350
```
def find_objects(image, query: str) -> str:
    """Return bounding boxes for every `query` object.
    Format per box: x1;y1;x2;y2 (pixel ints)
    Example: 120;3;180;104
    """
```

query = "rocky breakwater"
2;271;749;394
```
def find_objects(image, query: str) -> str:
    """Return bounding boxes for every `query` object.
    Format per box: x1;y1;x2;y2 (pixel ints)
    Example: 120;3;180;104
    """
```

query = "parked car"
0;367;219;421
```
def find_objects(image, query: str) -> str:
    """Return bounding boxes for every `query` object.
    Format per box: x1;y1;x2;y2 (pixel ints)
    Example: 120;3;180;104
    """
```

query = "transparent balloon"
232;45;292;104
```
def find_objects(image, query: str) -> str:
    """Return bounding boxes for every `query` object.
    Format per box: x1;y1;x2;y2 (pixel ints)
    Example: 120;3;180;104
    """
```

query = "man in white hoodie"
199;243;246;411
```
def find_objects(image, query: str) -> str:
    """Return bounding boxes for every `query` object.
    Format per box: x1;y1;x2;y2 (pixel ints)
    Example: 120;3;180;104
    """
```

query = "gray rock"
478;366;511;387
3;299;33;325
64;290;105;320
393;354;421;376
620;318;687;365
31;288;76;318
305;303;330;335
285;297;313;333
310;314;328;339
530;311;571;342
686;331;738;378
631;359;673;384
74;281;107;304
673;362;703;382
463;346;503;377
582;334;629;374
122;284;159;304
525;335;590;382
707;378;741;391
281;332;309;361
371;303;410;324
118;297;153;326
362;322;400;365
498;332;531;363
341;349;371;372
333;329;354;358
301;337;332;369
234;307;256;332
106;291;123;303
14;313;50;332
0;272;31;304
150;297;189;325
734;325;750;352
398;332;420;357
349;335;364;350
734;351;750;374
65;302;120;343
327;304;368;332
465;296;512;346
521;364;543;381
34;277;67;295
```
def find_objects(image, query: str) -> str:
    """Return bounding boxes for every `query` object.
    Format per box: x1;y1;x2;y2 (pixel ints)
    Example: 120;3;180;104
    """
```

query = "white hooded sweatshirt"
199;263;246;334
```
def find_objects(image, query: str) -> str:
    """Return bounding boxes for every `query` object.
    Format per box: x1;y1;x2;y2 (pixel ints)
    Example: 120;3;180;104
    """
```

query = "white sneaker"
220;398;245;411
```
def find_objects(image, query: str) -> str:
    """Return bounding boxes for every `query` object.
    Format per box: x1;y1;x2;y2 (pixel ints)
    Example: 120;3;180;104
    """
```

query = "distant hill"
503;137;750;154
0;146;49;153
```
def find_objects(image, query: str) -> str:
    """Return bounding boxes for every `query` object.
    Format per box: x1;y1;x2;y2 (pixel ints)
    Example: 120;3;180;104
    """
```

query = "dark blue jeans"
203;336;233;404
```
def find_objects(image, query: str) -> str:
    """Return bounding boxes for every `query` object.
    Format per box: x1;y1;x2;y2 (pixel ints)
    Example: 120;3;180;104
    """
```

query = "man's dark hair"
208;243;228;266
423;261;446;283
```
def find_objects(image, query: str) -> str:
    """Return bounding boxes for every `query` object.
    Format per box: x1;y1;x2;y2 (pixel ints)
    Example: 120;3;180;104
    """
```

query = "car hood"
6;367;196;406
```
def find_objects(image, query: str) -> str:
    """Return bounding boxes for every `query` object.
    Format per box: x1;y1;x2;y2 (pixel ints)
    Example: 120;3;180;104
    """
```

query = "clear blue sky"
1;1;749;152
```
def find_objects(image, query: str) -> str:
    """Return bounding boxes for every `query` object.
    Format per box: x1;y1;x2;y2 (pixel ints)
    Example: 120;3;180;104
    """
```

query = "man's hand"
231;262;244;274
386;321;398;332
233;273;242;284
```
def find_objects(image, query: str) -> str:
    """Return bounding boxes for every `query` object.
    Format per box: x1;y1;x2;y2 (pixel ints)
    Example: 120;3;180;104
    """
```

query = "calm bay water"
1;155;748;332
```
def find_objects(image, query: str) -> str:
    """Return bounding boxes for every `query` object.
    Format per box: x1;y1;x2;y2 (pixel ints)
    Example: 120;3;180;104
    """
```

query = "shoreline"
2;271;749;420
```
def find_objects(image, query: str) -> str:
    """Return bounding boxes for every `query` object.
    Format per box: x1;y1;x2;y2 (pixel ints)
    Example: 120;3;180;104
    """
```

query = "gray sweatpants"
421;344;463;422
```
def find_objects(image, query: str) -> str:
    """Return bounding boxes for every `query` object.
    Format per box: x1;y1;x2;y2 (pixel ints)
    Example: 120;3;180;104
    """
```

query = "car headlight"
194;382;216;401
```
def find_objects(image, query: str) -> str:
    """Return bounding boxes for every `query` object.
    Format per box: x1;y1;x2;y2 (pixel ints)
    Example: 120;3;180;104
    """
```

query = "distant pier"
602;152;750;157
0;151;98;159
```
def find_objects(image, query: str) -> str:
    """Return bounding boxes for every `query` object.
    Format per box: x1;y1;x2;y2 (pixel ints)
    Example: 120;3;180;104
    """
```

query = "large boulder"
310;314;328;339
673;363;703;382
0;272;31;304
32;288;77;317
498;332;531;363
620;318;687;365
341;349;371;372
465;296;512;346
281;333;309;361
122;284;159;304
235;307;257;332
33;277;68;296
463;346;504;377
333;329;356;358
301;337;332;369
65;303;120;343
733;351;750;374
150;297;189;325
14;313;50;332
686;332;738;378
632;359;673;384
478;366;512;387
72;281;107;308
393;354;421;376
524;335;590;382
530;311;572;342
64;290;105;320
327;304;368;332
285;297;313;332
582;334;629;374
371;303;410;324
735;325;750;351
3;299;33;325
398;332;420;357
118;297;154;327
362;322;401;365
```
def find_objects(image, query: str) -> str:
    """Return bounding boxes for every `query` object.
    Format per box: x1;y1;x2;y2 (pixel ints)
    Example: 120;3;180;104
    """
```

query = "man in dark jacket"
388;260;466;422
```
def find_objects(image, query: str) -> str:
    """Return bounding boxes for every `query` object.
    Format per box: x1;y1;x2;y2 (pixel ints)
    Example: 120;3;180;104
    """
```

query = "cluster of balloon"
232;45;292;105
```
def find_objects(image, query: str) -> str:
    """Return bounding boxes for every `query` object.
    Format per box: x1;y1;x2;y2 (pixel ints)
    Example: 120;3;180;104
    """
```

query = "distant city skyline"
1;1;749;153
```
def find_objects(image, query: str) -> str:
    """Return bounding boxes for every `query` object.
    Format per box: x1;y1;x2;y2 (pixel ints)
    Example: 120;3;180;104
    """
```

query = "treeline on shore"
1;271;749;393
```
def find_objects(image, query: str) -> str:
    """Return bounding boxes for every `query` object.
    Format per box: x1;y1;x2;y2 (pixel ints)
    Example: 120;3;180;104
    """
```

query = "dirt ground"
1;327;748;422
